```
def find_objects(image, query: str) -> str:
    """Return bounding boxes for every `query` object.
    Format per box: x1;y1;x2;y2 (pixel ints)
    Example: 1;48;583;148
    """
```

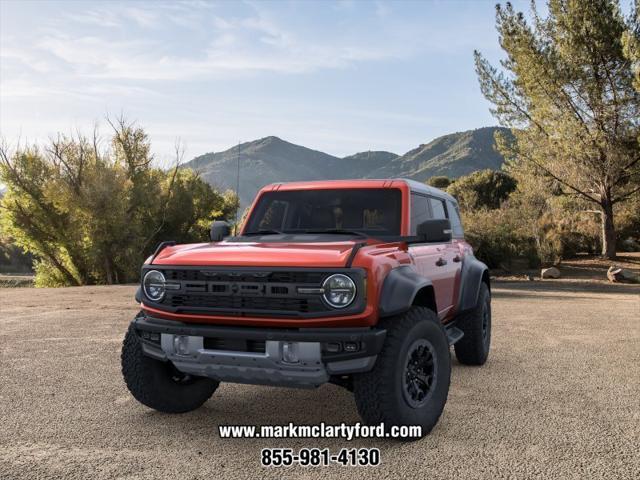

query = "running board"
446;326;464;346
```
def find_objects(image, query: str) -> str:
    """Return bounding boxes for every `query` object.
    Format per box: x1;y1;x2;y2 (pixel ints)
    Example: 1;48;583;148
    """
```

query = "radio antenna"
234;141;241;233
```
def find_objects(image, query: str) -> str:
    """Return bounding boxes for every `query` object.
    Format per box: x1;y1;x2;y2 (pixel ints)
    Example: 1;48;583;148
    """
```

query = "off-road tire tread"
353;306;450;438
121;324;218;413
454;283;491;365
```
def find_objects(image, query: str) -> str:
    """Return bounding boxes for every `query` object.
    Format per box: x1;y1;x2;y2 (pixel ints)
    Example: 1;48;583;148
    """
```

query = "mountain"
339;151;399;178
182;127;510;206
368;126;511;181
184;136;344;206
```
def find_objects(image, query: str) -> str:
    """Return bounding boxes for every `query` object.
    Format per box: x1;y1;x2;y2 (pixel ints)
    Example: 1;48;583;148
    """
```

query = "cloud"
375;1;392;18
65;8;123;28
4;3;408;84
4;0;500;93
122;7;159;28
0;0;500;162
65;4;160;29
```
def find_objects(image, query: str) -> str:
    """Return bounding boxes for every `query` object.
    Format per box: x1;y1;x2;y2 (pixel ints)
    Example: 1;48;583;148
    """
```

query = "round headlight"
143;270;166;302
322;274;356;308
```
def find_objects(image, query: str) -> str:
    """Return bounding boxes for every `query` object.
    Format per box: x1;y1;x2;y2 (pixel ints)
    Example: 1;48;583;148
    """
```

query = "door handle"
436;257;447;267
453;255;461;263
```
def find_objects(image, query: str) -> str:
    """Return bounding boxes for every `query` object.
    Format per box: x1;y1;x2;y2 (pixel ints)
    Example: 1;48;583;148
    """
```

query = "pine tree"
475;0;640;259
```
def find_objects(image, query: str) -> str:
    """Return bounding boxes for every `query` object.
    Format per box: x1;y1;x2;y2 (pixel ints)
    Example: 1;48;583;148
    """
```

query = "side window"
447;200;464;237
410;193;431;234
429;197;447;219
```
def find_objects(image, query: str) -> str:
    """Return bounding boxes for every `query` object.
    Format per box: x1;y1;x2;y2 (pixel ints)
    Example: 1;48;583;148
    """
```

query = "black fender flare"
378;266;436;318
457;255;490;312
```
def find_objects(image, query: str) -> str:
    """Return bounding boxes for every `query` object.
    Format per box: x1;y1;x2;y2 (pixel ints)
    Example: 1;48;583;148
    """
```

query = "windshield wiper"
242;229;285;236
302;229;369;238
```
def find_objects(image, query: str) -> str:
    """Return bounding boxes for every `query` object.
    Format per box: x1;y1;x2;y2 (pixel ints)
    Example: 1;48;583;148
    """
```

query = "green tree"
447;169;517;210
426;176;452;189
623;2;640;92
475;0;640;259
0;120;237;286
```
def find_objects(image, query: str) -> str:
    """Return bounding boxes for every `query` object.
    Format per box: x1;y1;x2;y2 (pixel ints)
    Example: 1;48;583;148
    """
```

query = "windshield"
243;188;402;238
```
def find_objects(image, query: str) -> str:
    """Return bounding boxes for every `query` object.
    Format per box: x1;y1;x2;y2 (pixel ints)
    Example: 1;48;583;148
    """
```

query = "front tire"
454;282;491;365
353;307;451;439
121;325;219;413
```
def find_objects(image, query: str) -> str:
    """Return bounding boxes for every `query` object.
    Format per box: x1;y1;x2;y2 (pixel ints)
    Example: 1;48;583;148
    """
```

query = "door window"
410;194;432;234
429;198;447;219
447;200;464;238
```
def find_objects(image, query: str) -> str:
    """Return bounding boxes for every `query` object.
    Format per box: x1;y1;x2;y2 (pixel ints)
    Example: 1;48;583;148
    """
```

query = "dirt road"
1;282;638;479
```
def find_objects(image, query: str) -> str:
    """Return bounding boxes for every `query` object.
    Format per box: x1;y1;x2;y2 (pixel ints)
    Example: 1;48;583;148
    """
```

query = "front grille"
148;268;363;318
168;294;324;313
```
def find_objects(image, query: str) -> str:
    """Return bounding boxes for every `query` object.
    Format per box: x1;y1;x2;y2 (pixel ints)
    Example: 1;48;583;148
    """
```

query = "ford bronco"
122;179;491;438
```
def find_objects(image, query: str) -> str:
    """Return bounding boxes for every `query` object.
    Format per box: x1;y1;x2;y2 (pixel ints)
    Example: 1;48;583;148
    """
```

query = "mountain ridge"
183;126;511;206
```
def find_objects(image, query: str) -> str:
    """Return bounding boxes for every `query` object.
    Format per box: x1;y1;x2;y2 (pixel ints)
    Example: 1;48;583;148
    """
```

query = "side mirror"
416;219;452;243
210;221;231;242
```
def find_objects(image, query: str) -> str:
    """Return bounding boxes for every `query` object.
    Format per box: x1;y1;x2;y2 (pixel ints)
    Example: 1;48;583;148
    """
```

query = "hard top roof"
262;178;457;204
401;178;457;203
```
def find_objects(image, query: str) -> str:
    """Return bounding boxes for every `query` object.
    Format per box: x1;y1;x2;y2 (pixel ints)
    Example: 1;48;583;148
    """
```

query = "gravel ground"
1;282;638;479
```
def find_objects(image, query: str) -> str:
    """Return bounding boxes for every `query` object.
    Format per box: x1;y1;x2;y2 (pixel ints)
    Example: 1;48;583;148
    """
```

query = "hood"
151;240;359;268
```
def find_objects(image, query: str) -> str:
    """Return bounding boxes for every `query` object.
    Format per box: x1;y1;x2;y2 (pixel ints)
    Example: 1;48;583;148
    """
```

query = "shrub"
447;169;517;210
0;121;238;286
461;206;539;269
0;238;32;273
426;176;451;189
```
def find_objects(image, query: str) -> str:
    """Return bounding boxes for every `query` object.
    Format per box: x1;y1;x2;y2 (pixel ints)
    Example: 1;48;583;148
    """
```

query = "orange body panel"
142;180;463;327
143;240;411;327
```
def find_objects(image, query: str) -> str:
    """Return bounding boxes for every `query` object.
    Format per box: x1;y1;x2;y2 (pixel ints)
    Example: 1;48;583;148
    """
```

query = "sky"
0;0;530;164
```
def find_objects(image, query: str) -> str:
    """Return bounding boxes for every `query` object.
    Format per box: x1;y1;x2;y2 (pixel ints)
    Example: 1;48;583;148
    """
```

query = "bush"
461;207;539;269
534;210;600;264
426;176;451;189
0;238;32;273
616;194;640;250
0;121;238;286
447;169;516;210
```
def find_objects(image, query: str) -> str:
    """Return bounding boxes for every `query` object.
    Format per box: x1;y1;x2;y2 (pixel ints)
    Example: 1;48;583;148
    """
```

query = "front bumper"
133;312;386;388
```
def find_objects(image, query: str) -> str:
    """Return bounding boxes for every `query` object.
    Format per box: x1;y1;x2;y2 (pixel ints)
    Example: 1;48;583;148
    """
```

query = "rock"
541;267;561;279
607;266;639;283
524;274;535;281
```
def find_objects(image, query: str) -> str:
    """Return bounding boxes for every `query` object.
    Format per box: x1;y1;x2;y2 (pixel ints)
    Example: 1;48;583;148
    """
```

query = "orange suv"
122;179;491;438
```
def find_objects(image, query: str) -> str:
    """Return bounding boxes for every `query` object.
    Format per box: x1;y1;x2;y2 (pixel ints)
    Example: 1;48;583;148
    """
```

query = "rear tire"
121;325;219;413
454;283;491;365
353;307;451;440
